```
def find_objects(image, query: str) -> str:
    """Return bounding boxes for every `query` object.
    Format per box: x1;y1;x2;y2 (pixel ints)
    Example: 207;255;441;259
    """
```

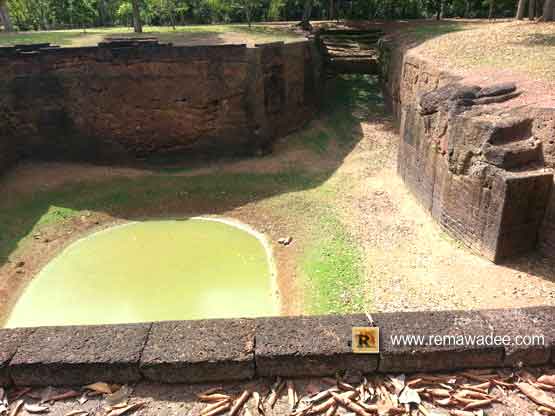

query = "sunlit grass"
0;24;302;47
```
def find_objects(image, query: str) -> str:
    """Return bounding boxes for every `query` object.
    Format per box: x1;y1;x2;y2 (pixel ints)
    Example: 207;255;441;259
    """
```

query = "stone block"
375;310;504;372
10;324;150;386
255;314;378;377
140;319;255;384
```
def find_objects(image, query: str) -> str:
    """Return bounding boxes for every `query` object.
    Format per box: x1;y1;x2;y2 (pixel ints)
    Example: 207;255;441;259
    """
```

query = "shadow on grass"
0;74;377;273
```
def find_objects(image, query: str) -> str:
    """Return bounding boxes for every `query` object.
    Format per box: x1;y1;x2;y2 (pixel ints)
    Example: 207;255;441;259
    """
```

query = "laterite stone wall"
0;40;323;174
379;38;555;262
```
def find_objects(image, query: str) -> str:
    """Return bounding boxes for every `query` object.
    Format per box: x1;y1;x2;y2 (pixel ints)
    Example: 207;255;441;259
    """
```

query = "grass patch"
408;22;468;41
0;170;318;262
301;207;365;315
290;74;384;154
0;24;301;47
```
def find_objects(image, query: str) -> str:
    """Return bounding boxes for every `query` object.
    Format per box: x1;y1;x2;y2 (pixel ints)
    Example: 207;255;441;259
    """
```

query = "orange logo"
352;327;379;353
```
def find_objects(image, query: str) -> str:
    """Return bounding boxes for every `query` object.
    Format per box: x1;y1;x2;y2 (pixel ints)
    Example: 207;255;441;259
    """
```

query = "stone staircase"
316;28;384;75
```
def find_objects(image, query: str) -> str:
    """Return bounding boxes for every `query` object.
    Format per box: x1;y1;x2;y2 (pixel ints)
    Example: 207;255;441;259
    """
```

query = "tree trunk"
464;0;471;17
329;0;334;19
516;0;527;18
0;0;13;31
301;0;312;30
131;0;143;33
529;0;536;18
543;0;554;20
489;0;496;19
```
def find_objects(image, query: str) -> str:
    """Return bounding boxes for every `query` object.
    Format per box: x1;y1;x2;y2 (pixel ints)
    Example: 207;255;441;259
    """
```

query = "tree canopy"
0;0;552;32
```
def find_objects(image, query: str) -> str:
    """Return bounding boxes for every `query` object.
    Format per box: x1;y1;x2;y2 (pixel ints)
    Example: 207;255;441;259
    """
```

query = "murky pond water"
5;218;277;328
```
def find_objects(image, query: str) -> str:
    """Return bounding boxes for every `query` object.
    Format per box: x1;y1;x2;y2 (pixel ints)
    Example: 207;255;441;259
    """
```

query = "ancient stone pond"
5;218;278;328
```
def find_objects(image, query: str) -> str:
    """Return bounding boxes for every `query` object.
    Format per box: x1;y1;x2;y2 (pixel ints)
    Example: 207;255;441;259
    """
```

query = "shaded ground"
1;74;555;327
3;368;555;416
0;24;304;47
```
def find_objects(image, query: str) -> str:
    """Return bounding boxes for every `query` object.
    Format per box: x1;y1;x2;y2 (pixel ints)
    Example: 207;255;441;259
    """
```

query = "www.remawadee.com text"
389;333;545;347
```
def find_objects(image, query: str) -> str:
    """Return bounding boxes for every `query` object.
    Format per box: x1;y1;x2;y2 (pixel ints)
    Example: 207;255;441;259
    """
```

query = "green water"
5;218;277;328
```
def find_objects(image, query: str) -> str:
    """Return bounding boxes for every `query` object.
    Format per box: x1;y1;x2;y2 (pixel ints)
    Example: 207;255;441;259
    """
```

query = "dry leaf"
539;376;555;387
107;402;145;416
9;400;24;416
42;390;80;403
23;403;49;414
428;389;450;398
198;394;231;403
199;387;224;397
287;381;297;410
83;382;113;395
462;399;493;410
389;375;405;395
399;387;421;405
252;392;264;416
517;382;555;410
201;400;231;416
329;392;371;416
230;391;251;416
105;386;133;407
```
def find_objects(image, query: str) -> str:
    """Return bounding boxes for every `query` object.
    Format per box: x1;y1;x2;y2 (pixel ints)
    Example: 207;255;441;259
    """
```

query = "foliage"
2;0;523;32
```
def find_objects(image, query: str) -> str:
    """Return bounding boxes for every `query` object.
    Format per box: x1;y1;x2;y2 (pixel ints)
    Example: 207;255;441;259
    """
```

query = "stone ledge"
9;324;150;386
140;319;255;384
480;306;555;367
375;310;504;373
1;308;554;387
255;314;378;377
0;328;34;386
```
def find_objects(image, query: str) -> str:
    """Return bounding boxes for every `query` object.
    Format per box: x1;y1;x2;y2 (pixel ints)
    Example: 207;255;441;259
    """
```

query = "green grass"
407;22;468;41
0;24;301;47
0;171;318;262
301;207;366;315
290;74;384;154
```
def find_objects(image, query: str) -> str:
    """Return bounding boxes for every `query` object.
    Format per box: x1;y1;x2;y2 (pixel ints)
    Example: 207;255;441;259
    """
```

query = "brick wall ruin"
379;39;555;262
0;39;322;173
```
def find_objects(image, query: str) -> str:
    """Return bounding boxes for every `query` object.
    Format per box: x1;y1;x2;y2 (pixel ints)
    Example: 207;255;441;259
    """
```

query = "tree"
300;0;312;29
131;0;142;32
543;0;554;20
235;0;259;27
528;0;535;19
488;0;495;18
0;0;14;31
516;0;526;18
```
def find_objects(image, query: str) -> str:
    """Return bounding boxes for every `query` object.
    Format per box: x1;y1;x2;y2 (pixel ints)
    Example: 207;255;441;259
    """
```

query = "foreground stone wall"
0;308;553;386
379;39;555;262
0;40;322;173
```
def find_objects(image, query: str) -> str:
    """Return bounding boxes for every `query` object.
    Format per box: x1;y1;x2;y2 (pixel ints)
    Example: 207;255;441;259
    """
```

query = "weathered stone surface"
0;328;34;386
476;82;517;98
140;319;255;384
0;41;322;170
10;324;150;386
255;314;378;377
375;310;504;372
380;43;555;263
480;307;555;366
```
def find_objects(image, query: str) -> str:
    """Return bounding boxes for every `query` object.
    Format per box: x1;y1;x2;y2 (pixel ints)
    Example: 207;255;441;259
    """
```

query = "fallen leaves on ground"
192;369;555;416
